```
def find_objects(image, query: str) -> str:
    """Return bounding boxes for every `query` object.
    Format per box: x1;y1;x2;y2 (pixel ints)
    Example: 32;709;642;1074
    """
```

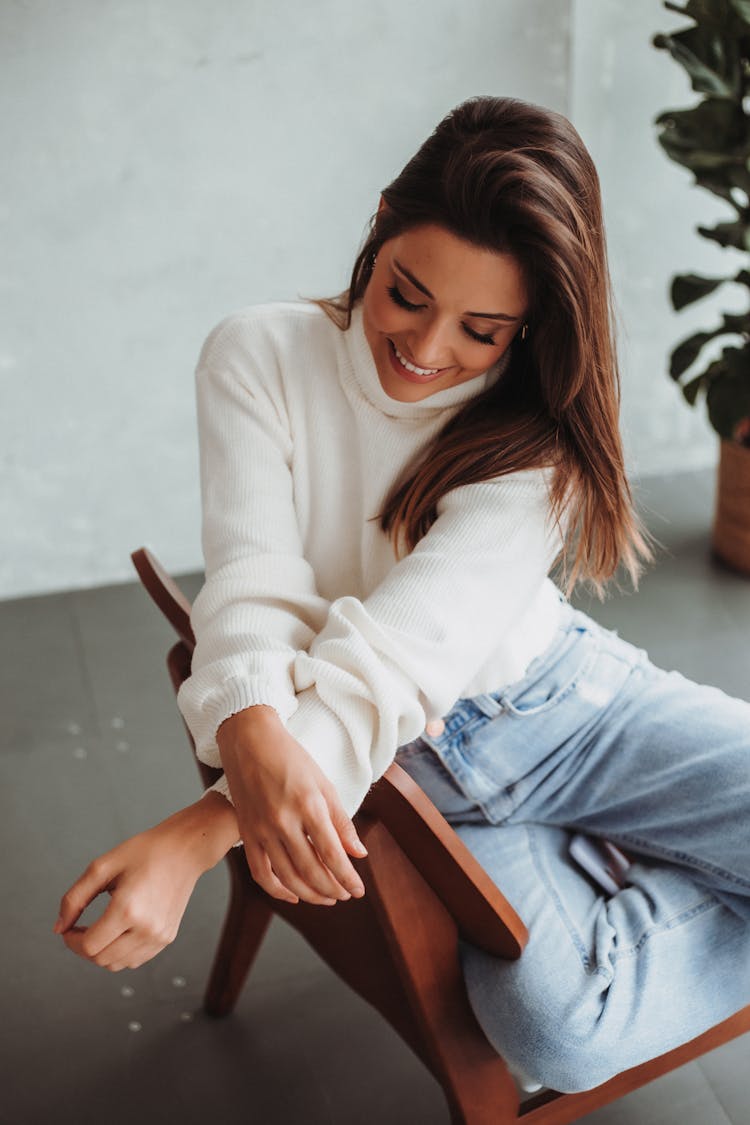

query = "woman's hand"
217;706;368;907
54;795;240;971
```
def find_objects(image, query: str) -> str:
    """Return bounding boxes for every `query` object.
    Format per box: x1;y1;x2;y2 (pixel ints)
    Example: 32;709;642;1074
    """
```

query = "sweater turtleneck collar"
343;303;508;421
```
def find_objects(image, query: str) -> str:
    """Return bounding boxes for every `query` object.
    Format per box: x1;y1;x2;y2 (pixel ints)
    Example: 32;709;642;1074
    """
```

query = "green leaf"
666;0;750;25
654;101;749;176
655;99;747;148
728;0;750;26
682;371;706;403
693;168;747;207
705;345;750;437
722;309;750;332
697;217;750;248
671;272;728;309
677;350;729;408
652;24;741;98
667;0;750;26
670;328;722;376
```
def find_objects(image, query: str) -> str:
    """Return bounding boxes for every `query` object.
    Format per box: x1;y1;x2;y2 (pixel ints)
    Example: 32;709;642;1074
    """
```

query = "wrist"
159;794;241;873
217;704;283;760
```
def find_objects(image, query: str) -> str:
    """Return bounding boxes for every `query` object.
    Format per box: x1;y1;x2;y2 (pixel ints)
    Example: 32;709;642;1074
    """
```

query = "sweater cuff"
178;674;298;769
285;688;375;817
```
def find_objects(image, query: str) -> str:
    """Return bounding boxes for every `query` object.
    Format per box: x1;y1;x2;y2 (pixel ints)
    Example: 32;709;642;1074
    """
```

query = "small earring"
520;323;528;341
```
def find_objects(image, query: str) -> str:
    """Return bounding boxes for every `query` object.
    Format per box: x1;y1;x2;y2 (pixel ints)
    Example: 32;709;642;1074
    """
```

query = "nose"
407;315;452;369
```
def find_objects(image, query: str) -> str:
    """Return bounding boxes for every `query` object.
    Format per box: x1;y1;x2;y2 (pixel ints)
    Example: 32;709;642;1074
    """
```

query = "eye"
387;283;423;312
462;324;497;346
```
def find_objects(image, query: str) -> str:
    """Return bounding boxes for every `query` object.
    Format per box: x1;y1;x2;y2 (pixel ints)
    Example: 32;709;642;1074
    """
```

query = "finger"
61;895;133;960
276;833;352;902
261;840;339;906
330;807;368;862
242;828;337;904
241;844;301;905
56;857;114;933
289;790;363;898
95;933;160;972
306;816;366;899
291;829;357;900
62;924;123;962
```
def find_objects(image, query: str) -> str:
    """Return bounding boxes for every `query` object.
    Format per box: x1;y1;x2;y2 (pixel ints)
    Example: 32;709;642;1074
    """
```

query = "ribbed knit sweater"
176;301;565;816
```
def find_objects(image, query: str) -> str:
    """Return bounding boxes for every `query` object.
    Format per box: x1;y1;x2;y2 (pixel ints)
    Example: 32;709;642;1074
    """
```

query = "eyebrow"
393;259;520;322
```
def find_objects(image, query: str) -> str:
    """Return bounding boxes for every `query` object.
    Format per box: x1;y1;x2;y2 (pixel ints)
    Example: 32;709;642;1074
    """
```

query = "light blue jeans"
394;595;750;1093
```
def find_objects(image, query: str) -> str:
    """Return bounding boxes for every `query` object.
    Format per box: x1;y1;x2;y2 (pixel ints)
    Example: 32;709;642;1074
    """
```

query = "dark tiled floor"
3;469;749;1125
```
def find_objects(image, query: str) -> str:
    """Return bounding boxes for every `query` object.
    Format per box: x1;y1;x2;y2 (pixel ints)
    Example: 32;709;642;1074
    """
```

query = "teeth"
393;343;440;376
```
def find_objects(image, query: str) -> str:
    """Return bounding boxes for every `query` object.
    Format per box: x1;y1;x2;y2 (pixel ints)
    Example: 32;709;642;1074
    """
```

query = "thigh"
431;611;750;904
454;815;750;1092
396;713;750;1092
522;655;750;904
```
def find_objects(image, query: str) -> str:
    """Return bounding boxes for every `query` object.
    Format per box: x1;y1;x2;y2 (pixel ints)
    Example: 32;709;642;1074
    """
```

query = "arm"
218;470;561;906
176;314;331;792
286;469;563;814
54;793;241;971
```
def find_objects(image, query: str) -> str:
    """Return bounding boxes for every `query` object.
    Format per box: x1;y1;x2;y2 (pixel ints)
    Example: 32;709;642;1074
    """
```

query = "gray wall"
1;0;732;599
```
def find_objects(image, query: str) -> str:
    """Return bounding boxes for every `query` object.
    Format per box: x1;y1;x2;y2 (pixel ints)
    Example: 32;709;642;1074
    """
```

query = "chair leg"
204;865;273;1017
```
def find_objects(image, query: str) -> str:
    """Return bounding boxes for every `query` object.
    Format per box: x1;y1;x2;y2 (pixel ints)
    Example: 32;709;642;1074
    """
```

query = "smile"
388;339;443;380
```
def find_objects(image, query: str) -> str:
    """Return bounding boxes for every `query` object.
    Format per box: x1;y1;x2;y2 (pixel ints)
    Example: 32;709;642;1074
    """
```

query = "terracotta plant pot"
712;439;750;576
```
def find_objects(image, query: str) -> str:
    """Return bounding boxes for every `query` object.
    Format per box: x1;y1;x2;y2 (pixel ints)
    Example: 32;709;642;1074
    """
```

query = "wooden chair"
132;546;750;1125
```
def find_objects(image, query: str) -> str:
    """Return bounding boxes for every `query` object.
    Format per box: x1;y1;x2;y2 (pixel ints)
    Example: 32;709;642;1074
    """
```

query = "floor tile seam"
68;588;133;841
67;590;102;737
697;1050;750;1125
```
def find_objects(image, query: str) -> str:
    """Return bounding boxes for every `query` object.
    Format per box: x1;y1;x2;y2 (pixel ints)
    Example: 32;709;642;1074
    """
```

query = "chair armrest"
361;762;527;959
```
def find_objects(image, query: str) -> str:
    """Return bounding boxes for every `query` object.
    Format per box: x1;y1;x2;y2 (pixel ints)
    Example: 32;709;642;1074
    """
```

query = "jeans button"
425;718;446;736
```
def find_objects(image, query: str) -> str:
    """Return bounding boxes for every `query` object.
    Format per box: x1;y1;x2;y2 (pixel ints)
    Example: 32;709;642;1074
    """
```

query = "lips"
387;339;446;383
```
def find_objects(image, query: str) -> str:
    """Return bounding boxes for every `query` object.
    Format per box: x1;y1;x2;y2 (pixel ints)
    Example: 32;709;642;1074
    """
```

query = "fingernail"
354;841;368;856
53;916;63;934
351;885;365;898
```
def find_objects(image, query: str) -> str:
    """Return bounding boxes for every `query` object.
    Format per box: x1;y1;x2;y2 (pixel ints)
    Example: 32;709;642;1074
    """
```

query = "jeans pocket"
497;624;600;717
395;736;486;823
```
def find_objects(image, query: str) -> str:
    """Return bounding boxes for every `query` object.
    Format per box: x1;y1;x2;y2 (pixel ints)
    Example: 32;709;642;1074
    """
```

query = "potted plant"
653;0;750;574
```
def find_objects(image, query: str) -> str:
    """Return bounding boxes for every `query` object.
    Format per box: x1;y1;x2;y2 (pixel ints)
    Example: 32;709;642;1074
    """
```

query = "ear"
377;195;388;216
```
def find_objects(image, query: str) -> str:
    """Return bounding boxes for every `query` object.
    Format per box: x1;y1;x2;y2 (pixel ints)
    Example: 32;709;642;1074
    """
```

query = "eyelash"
386;283;498;347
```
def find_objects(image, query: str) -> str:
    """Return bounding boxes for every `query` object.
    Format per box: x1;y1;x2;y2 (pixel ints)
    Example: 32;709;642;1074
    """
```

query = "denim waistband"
447;594;588;722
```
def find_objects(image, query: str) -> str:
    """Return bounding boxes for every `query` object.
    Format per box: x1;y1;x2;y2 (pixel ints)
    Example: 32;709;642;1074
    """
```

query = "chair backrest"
132;547;195;649
131;545;528;960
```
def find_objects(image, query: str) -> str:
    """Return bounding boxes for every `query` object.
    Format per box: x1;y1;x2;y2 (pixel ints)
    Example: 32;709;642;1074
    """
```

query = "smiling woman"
55;95;750;1098
362;224;528;400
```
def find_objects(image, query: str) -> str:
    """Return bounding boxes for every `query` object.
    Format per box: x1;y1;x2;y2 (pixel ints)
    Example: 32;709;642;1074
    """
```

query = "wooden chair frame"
132;546;750;1124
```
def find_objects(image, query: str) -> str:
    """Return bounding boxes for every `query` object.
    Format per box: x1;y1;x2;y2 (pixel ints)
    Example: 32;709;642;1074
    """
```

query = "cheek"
456;339;508;374
364;286;403;335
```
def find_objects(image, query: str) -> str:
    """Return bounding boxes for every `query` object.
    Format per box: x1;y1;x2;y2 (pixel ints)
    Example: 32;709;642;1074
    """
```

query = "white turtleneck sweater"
177;301;564;816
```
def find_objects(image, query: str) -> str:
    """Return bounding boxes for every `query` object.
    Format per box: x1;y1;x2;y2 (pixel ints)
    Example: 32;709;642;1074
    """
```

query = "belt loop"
473;693;503;719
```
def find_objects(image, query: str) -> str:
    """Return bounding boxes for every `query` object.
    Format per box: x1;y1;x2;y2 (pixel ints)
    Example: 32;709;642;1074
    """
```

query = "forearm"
160;791;243;872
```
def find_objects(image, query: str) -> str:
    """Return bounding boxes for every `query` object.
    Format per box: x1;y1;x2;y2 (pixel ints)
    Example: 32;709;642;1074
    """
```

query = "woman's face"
362;223;528;403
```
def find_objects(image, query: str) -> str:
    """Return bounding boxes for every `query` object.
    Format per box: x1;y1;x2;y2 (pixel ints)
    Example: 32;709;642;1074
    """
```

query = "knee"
506;1021;623;1094
487;1000;623;1093
460;945;623;1094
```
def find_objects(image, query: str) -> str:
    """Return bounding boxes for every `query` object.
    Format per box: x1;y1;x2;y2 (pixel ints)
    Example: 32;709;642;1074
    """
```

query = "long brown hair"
318;96;654;597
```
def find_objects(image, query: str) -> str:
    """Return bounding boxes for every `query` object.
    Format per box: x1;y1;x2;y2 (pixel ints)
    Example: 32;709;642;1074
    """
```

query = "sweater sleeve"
285;471;564;817
176;317;330;796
